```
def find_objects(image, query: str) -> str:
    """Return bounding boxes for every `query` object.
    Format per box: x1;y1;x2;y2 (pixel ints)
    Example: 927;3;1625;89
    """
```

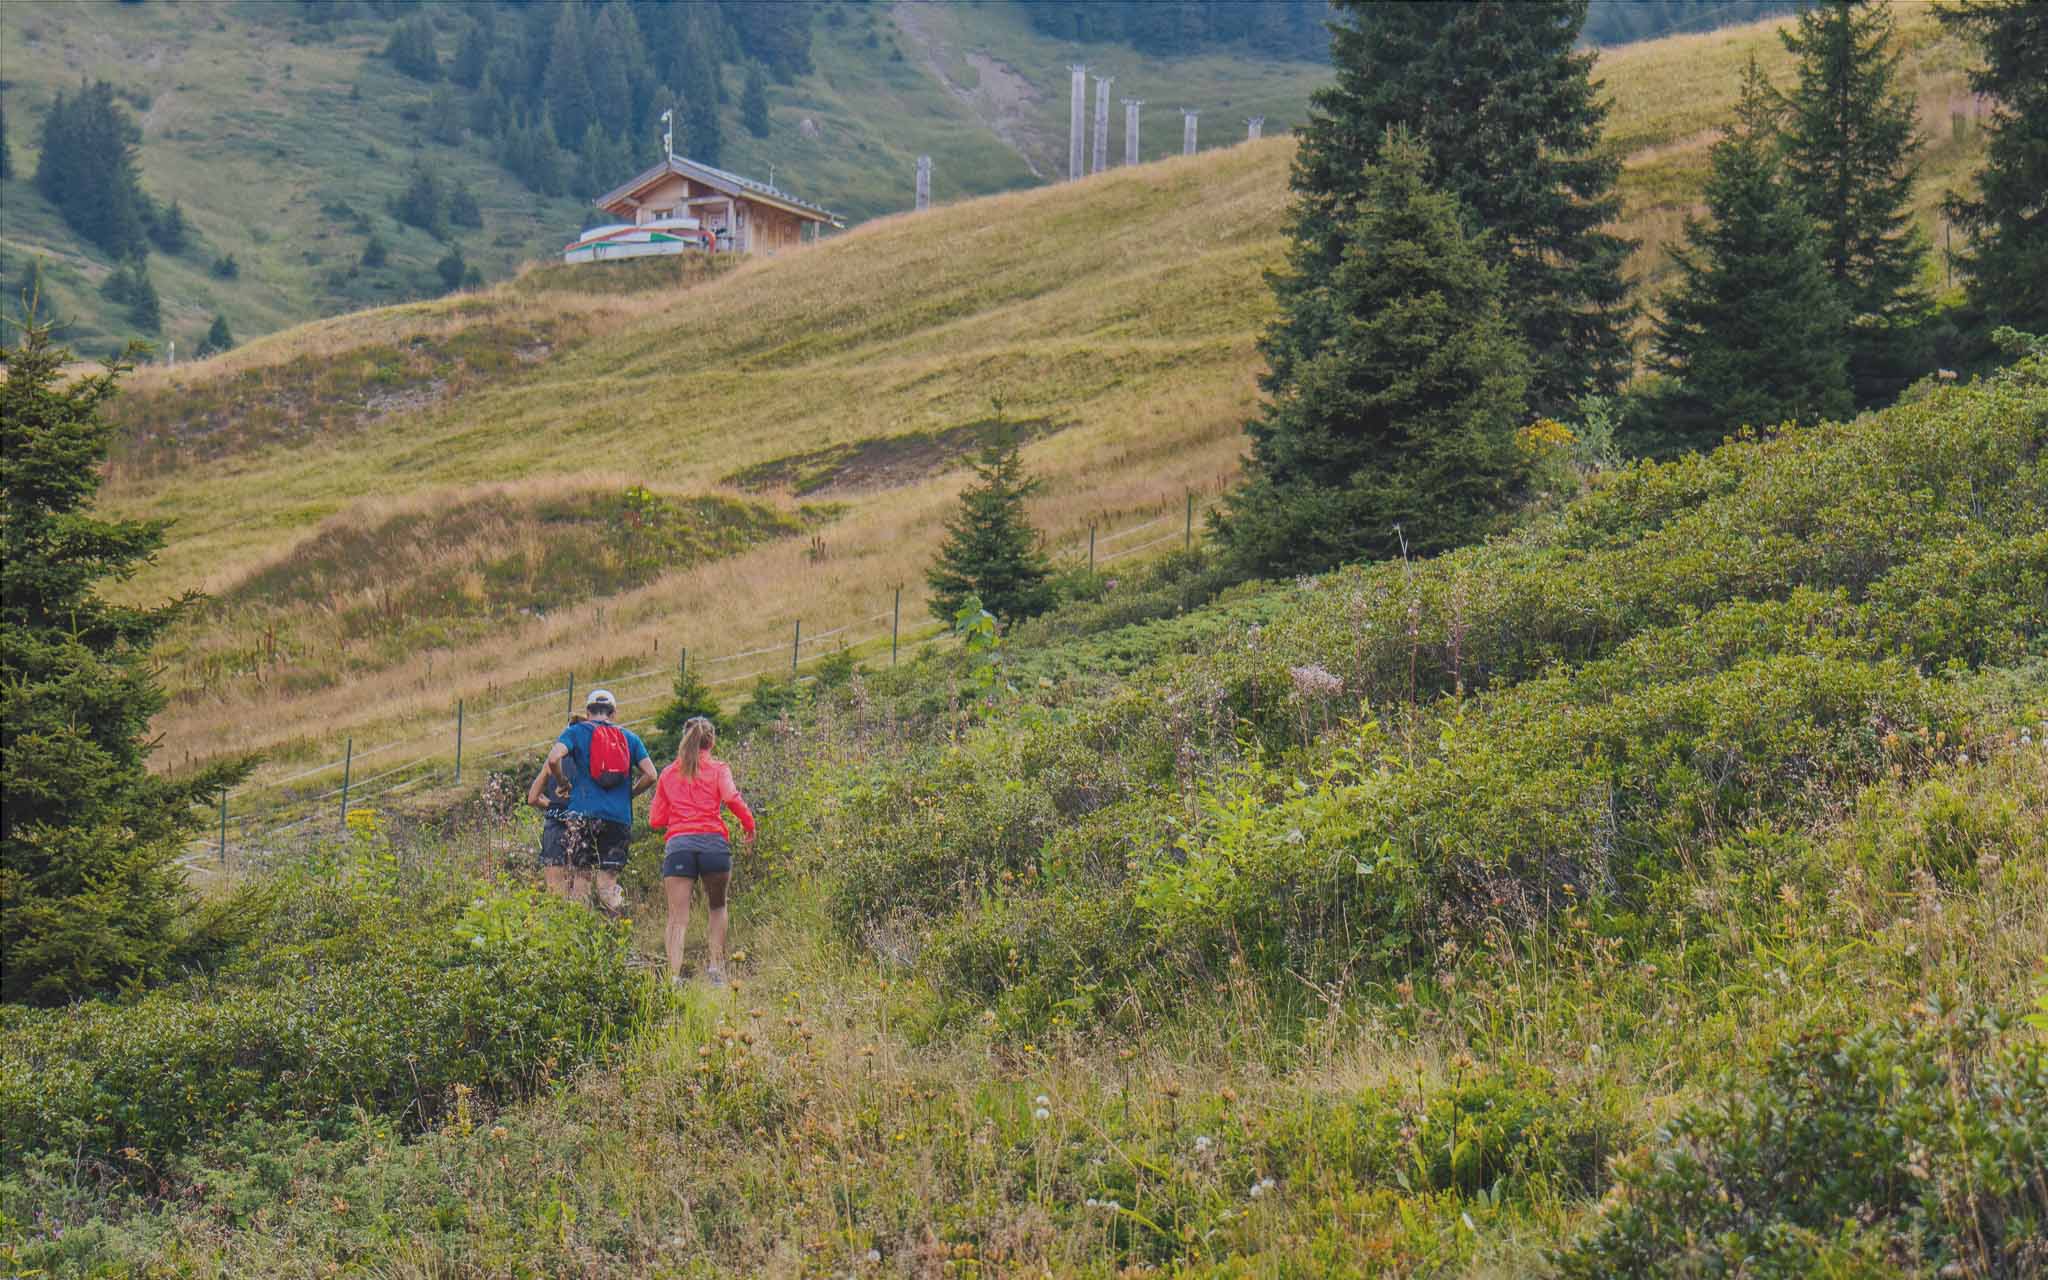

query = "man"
544;689;657;914
527;713;585;899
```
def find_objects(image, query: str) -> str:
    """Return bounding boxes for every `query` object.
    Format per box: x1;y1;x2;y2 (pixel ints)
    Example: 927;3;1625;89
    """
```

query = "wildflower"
1288;664;1345;700
1034;1094;1051;1107
865;1249;883;1264
1249;1176;1276;1199
1194;1135;1213;1153
1033;1107;1050;1122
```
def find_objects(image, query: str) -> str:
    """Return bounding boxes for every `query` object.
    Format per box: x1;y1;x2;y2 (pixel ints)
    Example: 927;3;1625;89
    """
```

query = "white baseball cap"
586;688;617;710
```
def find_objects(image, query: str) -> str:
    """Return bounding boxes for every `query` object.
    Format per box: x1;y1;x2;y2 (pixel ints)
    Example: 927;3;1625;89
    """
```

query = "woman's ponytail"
677;717;715;779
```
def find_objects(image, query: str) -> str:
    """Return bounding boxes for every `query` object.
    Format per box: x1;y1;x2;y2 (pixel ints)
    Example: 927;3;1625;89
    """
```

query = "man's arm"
631;754;659;798
544;741;570;790
525;765;554;810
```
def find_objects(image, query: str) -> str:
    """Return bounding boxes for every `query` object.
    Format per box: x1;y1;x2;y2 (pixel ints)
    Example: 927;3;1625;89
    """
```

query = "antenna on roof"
660;108;675;161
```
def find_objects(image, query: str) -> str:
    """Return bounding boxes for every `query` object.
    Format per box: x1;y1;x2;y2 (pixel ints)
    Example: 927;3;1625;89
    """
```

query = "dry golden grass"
109;7;1987;794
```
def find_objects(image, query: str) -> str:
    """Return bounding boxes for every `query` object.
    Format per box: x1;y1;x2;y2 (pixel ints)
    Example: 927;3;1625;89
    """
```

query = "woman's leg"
701;871;731;976
663;875;696;980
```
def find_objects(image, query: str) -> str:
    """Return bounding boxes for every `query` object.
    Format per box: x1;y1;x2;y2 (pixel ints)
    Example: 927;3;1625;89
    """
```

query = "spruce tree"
126;258;161;333
675;17;724;165
392;161;446;237
149;200;190;254
197;312;233;357
926;432;1054;626
384;15;440;82
451;20;489;90
447;182;482;229
361;232;388;268
1653;60;1852;438
1217;130;1532;579
742;63;771;138
1936;0;2047;331
1779;0;1929;405
427;84;464;145
1;304;247;1004
542;3;597;145
1286;0;1632;417
35;83;152;259
1;93;12;181
436;248;468;293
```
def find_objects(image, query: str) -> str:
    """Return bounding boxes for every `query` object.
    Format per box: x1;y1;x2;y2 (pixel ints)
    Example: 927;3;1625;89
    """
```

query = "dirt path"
892;0;1055;178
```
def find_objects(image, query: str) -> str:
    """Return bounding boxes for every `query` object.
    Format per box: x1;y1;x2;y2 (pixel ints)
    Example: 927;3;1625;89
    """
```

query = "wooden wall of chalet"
748;203;809;252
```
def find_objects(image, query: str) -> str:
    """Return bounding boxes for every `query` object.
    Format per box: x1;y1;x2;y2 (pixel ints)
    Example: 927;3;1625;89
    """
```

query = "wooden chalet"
589;155;842;255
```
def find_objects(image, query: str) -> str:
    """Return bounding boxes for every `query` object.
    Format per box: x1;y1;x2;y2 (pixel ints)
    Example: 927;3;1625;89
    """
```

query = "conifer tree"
361;232;388;269
1;93;13;181
1;303;247;1004
1217;130;1532;578
742;63;771;138
542;3;597;145
427;84;464;145
392;161;446;237
1653;60;1852;437
436;248;469;293
1936;0;2047;331
451;20;489;90
149;200;190;255
926;432;1054;626
1286;0;1631;417
675;16;724;164
126;258;160;333
1779;0;1929;404
447;182;482;229
384;15;440;82
35;83;152;259
197;312;233;357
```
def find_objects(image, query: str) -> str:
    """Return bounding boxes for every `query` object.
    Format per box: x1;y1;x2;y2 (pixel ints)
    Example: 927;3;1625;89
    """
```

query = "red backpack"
586;722;632;789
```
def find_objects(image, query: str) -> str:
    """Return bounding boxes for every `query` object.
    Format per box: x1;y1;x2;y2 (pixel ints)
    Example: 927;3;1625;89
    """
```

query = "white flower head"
1033;1107;1050;1122
1034;1094;1050;1107
1194;1134;1213;1153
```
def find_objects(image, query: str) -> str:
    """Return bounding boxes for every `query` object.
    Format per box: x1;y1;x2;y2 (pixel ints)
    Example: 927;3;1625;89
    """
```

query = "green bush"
1555;1011;2048;1278
0;887;637;1179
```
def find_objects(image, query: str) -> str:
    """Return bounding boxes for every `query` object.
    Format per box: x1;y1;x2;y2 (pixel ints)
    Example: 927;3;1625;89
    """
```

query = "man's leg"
543;865;572;896
593;870;626;914
701;871;731;977
663;875;695;980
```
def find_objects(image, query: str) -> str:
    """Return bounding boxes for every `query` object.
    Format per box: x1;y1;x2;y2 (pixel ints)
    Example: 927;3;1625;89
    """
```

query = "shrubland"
3;339;2042;1276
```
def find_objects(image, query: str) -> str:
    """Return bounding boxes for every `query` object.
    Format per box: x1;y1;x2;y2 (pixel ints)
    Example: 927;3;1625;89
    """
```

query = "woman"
647;717;755;987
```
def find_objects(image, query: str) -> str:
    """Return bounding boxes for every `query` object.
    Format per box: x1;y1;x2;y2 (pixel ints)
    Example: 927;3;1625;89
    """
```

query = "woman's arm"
525;766;554;811
721;767;757;840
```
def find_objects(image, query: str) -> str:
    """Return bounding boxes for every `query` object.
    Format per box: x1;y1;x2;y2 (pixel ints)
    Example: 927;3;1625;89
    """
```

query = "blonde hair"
676;717;715;779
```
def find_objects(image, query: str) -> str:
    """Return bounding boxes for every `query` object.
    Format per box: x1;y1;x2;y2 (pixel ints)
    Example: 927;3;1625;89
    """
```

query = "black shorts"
539;812;571;867
556;815;632;872
662;833;732;879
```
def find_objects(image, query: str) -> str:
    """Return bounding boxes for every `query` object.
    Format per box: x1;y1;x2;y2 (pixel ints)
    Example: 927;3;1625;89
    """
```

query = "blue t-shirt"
555;720;649;825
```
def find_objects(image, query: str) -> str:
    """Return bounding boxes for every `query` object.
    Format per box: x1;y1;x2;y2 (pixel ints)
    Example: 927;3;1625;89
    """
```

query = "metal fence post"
219;789;228;864
1186;490;1194;550
566;672;575;717
891;589;901;667
679;647;688;681
339;738;353;830
454;699;464;783
792;620;801;675
1089;524;1097;572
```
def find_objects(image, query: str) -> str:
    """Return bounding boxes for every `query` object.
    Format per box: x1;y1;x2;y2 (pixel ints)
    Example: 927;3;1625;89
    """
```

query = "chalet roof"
595;155;843;226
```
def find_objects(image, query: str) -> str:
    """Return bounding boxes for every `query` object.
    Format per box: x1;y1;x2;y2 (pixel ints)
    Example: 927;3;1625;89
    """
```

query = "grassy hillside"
5;343;2042;1277
0;0;1329;353
82;4;1990;810
3;2;1985;358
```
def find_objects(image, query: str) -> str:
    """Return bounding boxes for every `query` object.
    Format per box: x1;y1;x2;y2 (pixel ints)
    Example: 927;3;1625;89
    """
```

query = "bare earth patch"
723;414;1069;496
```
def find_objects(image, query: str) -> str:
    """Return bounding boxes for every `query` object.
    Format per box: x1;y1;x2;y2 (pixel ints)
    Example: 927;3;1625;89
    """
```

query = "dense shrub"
1555;1011;2048;1278
0;886;636;1179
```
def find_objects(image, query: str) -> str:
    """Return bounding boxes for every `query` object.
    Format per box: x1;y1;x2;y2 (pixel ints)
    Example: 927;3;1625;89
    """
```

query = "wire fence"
181;487;1223;868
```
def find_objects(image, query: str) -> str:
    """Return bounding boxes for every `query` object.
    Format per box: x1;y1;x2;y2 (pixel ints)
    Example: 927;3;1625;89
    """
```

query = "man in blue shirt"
543;689;657;914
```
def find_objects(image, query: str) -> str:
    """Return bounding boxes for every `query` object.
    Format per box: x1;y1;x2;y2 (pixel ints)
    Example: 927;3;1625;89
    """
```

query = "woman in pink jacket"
648;717;756;987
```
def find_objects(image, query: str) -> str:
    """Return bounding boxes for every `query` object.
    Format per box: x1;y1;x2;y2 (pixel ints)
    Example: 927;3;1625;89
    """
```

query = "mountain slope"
78;6;1988;797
